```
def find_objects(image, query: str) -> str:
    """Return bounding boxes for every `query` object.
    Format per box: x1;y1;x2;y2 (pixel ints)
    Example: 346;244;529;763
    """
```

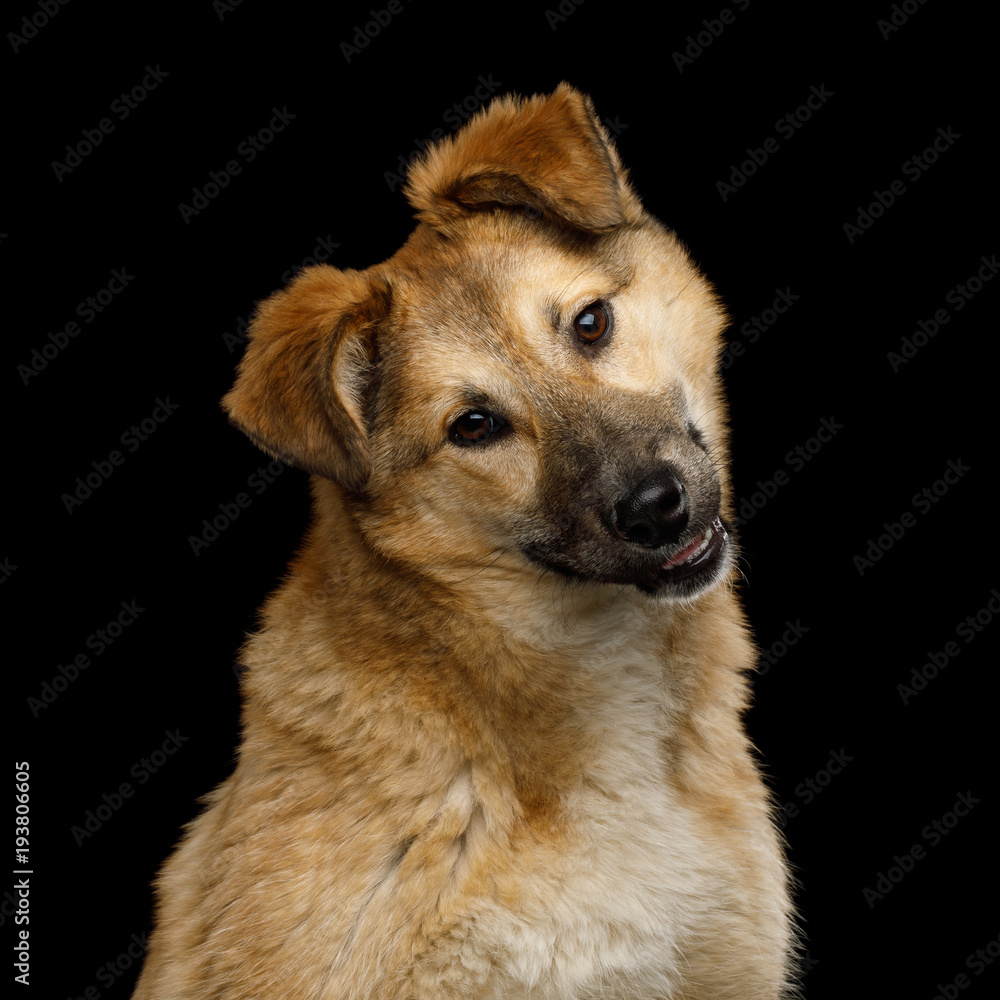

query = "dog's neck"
243;478;753;806
302;476;686;653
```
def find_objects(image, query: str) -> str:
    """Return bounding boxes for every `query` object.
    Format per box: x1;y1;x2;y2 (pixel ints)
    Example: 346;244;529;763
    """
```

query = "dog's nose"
613;467;689;548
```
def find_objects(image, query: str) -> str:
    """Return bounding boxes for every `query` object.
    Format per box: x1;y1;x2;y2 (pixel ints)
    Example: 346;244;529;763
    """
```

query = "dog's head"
224;84;734;603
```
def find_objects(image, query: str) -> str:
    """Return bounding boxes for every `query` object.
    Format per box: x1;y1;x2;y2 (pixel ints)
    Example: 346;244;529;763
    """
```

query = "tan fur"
133;83;796;999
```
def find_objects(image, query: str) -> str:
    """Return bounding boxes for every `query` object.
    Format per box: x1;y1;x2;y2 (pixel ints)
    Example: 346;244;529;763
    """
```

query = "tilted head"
224;83;735;604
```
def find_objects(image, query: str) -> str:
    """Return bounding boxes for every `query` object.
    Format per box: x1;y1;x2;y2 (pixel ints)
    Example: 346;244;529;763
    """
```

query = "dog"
133;83;796;999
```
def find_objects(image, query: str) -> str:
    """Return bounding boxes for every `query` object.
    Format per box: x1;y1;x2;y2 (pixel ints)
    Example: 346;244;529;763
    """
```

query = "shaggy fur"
133;83;796;999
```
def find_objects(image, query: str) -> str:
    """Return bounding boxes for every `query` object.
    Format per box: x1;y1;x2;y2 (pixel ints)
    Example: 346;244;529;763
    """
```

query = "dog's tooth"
690;528;711;559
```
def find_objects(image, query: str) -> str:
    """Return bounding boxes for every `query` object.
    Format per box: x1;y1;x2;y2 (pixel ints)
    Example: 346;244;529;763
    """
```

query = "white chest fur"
443;631;721;998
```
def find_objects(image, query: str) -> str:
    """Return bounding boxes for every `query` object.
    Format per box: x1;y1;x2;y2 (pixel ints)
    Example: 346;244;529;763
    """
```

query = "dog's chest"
434;642;712;997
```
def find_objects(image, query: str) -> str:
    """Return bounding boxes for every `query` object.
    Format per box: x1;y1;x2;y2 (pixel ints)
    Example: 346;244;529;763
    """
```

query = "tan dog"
133;84;795;999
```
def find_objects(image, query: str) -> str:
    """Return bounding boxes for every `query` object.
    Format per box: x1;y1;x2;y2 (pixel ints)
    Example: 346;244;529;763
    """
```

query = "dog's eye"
449;411;506;446
574;303;610;344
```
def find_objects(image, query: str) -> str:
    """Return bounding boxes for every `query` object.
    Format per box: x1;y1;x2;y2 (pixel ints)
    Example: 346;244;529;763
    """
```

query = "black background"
7;2;997;998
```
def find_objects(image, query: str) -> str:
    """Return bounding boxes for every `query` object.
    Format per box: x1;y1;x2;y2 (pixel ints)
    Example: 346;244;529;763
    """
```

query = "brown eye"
449;411;506;446
574;303;610;343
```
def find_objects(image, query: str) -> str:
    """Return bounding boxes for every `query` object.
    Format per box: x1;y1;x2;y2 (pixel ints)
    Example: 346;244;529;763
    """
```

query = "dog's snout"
613;467;689;548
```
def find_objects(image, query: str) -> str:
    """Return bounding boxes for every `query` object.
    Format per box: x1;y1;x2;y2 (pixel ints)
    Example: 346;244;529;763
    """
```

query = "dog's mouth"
657;516;728;586
521;513;731;598
660;517;729;580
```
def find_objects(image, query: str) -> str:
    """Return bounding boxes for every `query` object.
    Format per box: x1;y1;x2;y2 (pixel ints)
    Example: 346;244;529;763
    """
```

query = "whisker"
448;548;508;586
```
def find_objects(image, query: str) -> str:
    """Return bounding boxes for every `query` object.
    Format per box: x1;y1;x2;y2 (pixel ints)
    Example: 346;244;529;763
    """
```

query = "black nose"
613;467;689;548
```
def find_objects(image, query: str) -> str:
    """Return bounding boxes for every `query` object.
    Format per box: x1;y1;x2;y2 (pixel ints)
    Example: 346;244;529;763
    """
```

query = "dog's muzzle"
517;412;731;599
609;463;729;595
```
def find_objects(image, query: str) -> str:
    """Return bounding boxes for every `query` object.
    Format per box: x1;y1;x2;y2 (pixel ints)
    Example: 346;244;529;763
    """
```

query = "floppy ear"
222;266;389;493
404;82;640;233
